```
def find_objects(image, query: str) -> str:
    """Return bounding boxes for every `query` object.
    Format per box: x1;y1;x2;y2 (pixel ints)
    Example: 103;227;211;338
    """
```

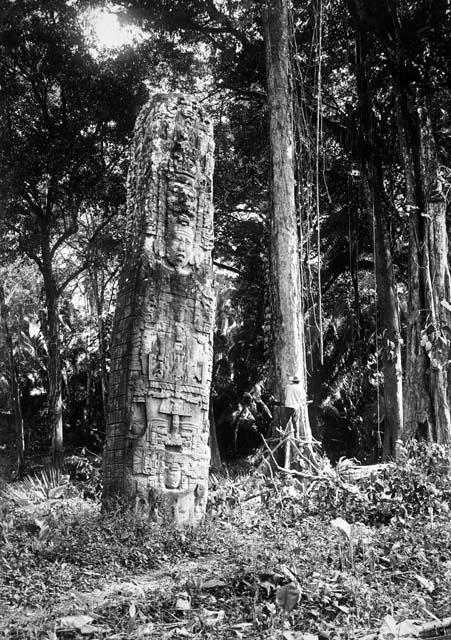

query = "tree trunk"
419;109;451;442
262;0;312;445
43;276;63;466
209;399;222;469
398;97;451;443
364;171;403;459
97;314;108;432
350;3;403;460
0;282;25;475
89;269;108;433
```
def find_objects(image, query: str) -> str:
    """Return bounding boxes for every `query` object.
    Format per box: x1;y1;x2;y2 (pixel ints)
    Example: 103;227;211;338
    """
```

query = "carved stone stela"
103;94;214;525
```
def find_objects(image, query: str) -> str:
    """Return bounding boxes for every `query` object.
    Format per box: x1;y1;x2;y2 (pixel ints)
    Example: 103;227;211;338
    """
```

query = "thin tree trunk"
364;172;403;459
209;399;222;469
43;278;63;466
97;315;108;430
86;368;92;431
262;0;312;449
0;282;25;475
89;270;108;432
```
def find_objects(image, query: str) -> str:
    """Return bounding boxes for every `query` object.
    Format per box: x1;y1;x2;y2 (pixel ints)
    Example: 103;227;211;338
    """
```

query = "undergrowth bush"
312;441;451;524
1;466;72;507
64;452;102;499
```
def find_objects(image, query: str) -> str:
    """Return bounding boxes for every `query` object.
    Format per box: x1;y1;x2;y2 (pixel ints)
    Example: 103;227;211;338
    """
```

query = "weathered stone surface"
103;94;214;526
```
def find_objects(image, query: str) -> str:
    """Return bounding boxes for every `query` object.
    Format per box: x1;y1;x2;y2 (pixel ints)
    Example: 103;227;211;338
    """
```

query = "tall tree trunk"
418;109;451;442
364;169;403;459
350;2;403;460
43;275;63;466
88;269;108;433
209;399;222;469
262;0;312;443
398;96;451;443
97;314;108;431
0;282;25;475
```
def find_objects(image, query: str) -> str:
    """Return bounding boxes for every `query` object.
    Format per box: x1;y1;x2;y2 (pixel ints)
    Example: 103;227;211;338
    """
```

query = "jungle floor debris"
1;443;451;639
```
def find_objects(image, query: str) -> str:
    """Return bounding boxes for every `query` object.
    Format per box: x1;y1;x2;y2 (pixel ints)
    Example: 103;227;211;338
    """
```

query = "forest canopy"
0;0;450;471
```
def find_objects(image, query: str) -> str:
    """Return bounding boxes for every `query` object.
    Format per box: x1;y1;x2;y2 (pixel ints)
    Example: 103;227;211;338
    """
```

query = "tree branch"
213;260;241;274
49;218;80;259
56;210;118;295
57;261;88;296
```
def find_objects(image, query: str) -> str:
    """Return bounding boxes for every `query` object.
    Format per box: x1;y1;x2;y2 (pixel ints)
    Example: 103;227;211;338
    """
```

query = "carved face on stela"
167;218;195;273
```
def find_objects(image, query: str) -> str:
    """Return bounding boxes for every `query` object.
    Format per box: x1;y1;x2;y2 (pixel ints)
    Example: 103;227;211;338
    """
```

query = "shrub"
311;442;451;524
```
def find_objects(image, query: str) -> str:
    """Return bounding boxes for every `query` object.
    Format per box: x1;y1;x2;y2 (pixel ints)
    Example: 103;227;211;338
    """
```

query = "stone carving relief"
103;94;214;526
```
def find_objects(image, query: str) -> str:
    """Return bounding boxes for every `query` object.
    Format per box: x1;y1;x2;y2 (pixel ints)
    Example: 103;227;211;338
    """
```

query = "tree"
350;0;451;444
0;0;148;463
262;0;312;447
0;279;25;475
347;0;404;458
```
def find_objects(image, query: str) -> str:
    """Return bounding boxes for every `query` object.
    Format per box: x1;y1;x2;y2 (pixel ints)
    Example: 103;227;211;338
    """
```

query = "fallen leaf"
336;604;350;614
258;580;274;595
276;583;300;613
414;574;435;593
398;620;420;637
58;615;94;630
175;592;191;611
80;623;98;635
202;578;227;589
331;517;352;540
200;608;225;627
48;486;66;499
379;614;399;640
136;622;155;638
283;632;313;640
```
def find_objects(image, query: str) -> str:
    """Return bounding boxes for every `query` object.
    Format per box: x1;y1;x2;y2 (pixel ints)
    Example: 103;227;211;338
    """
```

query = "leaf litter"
2;444;451;639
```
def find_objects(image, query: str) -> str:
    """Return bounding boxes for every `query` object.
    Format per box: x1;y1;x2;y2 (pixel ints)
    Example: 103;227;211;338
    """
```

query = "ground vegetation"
2;444;451;638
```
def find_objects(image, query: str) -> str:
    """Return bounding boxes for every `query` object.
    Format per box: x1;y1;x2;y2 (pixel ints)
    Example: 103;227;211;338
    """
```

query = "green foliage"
64;452;102;499
1;465;70;506
0;0;449;466
309;443;451;525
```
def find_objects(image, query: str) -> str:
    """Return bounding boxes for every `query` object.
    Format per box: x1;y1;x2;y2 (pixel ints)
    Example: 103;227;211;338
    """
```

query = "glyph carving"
103;94;214;526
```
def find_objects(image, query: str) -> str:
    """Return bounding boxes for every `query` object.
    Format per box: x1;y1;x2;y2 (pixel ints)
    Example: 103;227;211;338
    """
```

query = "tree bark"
398;98;451;443
88;269;108;433
209;399;222;469
262;0;312;445
41;265;64;467
0;282;25;475
349;0;451;444
364;171;403;459
349;0;403;460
